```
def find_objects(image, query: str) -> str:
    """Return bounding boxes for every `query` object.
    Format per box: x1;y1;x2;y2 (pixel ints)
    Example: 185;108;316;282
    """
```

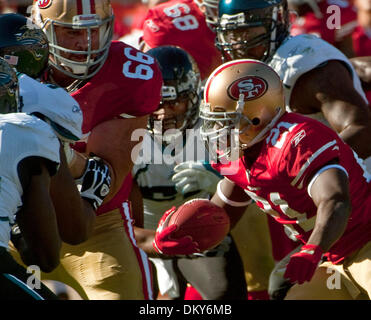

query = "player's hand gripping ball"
153;199;230;255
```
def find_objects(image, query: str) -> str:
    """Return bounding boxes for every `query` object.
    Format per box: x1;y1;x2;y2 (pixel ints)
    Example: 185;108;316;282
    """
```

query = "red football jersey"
213;112;371;264
352;25;371;57
71;41;162;212
72;40;162;134
112;2;148;39
290;0;357;46
142;0;222;80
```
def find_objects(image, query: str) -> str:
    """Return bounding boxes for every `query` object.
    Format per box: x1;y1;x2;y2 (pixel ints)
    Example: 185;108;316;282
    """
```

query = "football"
168;199;230;252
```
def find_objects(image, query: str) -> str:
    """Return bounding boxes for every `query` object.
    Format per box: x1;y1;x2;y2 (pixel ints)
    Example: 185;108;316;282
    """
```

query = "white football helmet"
195;0;220;29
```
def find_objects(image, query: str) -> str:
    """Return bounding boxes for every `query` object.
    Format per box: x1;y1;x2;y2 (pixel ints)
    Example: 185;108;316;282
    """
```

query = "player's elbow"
39;257;60;273
60;203;96;245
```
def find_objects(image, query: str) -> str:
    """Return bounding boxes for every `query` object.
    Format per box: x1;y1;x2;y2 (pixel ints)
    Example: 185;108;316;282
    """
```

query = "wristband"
217;180;252;207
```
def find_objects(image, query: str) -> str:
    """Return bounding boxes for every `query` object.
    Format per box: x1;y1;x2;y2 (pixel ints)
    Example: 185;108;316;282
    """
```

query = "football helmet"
216;0;290;62
147;46;201;145
195;0;220;29
0;57;19;114
200;59;285;160
32;0;114;79
0;13;49;79
287;0;323;19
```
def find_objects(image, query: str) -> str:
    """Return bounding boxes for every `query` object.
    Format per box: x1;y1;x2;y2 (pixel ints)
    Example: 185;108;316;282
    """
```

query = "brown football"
168;199;230;251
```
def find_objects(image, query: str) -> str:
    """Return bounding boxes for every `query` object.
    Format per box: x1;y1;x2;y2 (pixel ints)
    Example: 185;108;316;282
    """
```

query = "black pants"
0;247;58;300
175;235;247;300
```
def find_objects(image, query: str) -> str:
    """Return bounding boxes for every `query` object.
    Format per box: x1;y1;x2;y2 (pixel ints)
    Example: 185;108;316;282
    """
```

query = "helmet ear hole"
252;117;260;125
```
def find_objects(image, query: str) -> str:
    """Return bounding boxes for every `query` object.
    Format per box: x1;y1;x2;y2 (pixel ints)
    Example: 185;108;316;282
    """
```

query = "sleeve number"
245;189;314;233
163;3;199;31
122;47;154;80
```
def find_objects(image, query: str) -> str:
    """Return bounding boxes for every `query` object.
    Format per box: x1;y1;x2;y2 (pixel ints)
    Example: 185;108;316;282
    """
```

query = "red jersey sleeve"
277;117;342;190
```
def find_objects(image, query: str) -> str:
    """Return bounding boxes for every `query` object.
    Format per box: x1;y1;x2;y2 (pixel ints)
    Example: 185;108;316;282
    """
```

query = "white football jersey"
133;121;211;230
19;74;84;142
0;113;60;248
269;34;368;113
269;34;370;172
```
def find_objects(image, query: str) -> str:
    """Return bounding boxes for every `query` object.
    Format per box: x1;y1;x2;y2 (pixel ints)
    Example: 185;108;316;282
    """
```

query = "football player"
213;0;371;297
132;45;247;300
288;0;357;57
0;56;86;300
143;0;278;299
0;13;102;247
160;59;371;299
215;0;371;163
140;0;223;81
28;0;163;300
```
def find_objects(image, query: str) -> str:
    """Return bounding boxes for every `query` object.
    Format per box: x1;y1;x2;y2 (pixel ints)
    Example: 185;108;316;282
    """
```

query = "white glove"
171;161;222;195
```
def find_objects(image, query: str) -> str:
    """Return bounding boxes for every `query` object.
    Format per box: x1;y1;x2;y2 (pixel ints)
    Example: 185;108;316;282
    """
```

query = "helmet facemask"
149;75;200;146
33;4;114;80
146;46;201;146
200;94;244;161
216;2;289;62
195;0;220;30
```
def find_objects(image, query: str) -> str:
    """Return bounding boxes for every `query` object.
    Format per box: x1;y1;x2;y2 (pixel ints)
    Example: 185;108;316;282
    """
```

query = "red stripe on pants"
119;201;154;300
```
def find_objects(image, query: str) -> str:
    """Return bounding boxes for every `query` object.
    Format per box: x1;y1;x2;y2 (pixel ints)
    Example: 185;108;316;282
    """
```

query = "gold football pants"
10;202;153;300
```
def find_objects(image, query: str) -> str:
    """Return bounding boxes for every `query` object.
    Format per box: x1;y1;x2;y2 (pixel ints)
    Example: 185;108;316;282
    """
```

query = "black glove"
75;157;111;210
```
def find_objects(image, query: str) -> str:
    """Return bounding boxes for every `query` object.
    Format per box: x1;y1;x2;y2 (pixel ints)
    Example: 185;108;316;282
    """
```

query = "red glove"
284;244;323;284
152;206;200;255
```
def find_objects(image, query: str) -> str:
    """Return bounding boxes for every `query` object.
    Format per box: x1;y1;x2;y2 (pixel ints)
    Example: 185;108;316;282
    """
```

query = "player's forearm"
210;179;250;229
57;199;96;245
134;227;172;259
51;149;96;244
307;199;350;253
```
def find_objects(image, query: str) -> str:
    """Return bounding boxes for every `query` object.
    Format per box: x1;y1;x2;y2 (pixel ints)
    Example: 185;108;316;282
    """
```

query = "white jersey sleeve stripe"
307;164;349;198
291;139;337;188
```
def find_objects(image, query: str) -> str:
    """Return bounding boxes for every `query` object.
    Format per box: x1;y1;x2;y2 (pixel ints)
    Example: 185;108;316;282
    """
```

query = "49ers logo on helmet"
227;76;268;101
37;0;52;9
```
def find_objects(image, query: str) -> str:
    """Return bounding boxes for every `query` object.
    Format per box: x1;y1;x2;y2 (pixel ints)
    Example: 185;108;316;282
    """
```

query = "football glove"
75;157;111;210
172;161;222;195
153;206;200;256
284;244;323;284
